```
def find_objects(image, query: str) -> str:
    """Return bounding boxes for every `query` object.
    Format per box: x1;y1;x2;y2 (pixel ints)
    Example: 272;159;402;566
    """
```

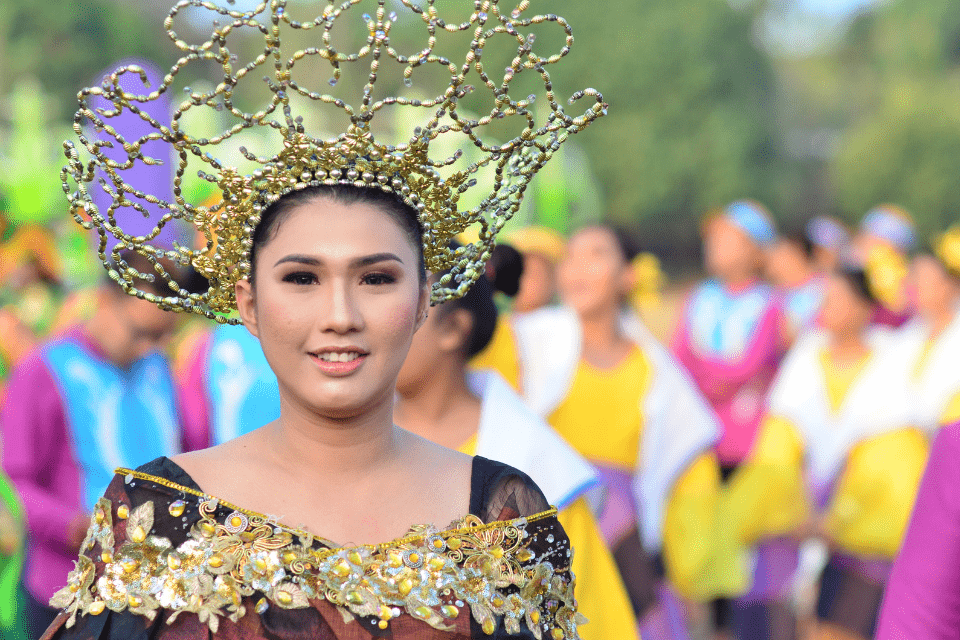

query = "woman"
670;201;791;638
887;227;960;432
471;227;567;389
42;0;604;637
395;259;640;640
512;225;722;639
725;266;928;640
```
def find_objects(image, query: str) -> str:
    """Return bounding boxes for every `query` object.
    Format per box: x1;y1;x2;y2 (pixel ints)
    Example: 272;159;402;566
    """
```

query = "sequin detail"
51;470;585;638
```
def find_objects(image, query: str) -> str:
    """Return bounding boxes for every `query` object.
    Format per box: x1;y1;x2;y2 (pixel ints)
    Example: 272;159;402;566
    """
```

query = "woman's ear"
414;281;430;332
235;278;259;338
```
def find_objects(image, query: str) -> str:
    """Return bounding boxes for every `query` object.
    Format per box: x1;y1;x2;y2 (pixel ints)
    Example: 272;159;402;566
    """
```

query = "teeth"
318;352;361;363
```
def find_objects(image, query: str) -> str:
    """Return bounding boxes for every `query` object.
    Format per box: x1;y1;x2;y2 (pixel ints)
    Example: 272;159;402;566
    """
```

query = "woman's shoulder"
133;456;203;491
470;456;551;522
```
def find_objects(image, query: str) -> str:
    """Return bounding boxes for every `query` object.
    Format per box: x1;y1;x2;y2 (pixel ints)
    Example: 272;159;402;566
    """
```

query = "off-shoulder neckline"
115;459;557;551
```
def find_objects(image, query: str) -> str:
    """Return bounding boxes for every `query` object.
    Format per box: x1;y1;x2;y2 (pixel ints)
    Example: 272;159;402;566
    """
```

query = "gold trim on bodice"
52;470;583;639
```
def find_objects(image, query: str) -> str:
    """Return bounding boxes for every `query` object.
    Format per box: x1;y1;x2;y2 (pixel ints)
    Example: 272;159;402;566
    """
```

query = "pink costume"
672;279;785;466
876;421;960;639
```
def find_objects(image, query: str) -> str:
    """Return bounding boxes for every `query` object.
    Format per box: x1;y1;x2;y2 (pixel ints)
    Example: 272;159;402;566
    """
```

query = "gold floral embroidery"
51;471;586;639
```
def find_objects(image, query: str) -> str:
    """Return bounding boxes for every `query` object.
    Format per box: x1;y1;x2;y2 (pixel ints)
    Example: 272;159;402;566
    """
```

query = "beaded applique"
52;470;585;639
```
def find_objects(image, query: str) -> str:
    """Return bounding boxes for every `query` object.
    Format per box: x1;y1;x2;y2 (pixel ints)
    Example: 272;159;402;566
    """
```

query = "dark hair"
834;264;878;307
249;185;426;283
576;224;640;264
780;226;816;260
487;243;524;298
434;241;521;358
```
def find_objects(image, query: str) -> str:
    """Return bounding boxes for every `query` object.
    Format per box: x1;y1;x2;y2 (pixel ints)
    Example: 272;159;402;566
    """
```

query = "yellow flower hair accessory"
865;244;909;309
61;0;606;323
630;252;665;309
507;226;566;265
934;227;960;278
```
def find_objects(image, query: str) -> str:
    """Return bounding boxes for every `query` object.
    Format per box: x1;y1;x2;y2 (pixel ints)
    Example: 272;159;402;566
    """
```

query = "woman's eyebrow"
273;252;404;268
351;252;404;268
273;254;321;268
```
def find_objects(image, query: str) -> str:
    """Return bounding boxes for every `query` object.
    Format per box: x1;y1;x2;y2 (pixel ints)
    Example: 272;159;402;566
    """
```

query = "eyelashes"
280;271;398;286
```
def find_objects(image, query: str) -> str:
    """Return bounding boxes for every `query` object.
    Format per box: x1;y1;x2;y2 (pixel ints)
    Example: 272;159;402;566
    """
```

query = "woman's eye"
362;272;396;286
283;272;316;286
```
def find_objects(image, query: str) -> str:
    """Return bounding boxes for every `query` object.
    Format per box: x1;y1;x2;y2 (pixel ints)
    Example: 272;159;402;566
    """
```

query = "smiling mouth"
316;351;364;363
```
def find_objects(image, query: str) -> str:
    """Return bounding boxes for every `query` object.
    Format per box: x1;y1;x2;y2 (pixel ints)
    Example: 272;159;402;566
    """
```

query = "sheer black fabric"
44;455;572;640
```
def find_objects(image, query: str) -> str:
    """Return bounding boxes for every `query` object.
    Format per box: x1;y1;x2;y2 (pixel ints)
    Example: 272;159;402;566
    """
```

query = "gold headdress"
62;0;606;323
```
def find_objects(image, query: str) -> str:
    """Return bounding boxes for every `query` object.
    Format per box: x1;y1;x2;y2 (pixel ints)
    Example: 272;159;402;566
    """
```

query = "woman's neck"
928;301;959;339
579;305;632;370
394;361;482;452
268;385;405;480
828;330;870;365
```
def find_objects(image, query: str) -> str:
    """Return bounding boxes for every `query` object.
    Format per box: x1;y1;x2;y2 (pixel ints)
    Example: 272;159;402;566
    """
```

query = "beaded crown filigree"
61;0;606;321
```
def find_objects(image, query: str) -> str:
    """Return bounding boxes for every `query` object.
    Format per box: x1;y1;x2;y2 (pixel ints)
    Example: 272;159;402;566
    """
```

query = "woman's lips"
309;352;368;376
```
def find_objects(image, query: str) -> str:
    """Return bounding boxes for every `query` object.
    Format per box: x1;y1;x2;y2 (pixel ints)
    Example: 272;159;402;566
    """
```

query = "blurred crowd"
0;198;956;640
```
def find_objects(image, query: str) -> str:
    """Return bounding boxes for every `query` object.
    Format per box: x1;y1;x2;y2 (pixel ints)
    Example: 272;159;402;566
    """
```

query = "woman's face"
911;254;960;320
236;197;427;420
558;227;631;318
513;253;556;314
704;215;761;281
819;274;871;336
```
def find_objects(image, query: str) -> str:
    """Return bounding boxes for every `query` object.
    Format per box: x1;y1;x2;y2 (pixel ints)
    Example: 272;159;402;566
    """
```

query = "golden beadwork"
51;470;585;638
60;0;605;321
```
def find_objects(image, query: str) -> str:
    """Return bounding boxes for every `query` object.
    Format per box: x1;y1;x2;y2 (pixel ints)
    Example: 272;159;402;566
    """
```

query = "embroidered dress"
725;330;928;639
43;456;583;640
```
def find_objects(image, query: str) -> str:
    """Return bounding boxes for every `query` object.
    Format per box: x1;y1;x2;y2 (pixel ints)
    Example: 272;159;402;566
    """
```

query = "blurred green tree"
828;0;960;237
0;0;171;119
548;0;784;250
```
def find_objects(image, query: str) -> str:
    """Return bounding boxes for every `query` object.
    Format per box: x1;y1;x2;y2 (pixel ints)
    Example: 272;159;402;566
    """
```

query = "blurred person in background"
510;226;565;315
765;225;824;340
806;216;850;275
468;242;526;388
884;227;960;434
0;224;65;339
513;225;722;639
396;256;640;640
723;265;927;640
854;205;916;328
471;227;565;390
670;200;790;640
0;252;205;638
0;225;66;392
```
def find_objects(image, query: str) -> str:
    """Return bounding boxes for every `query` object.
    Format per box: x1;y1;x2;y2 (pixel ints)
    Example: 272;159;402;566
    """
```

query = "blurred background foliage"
0;0;958;267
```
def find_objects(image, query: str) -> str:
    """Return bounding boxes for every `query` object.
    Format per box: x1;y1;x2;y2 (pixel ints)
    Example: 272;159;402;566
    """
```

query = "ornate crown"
61;0;605;322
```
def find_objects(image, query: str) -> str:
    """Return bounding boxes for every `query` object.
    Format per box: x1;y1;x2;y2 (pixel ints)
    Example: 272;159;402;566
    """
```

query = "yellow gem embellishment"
482;618;496;635
89;601;106;615
398;578;414;597
130;526;147;544
442;604;460;618
168;500;186;517
116;505;129;520
552;628;565;639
